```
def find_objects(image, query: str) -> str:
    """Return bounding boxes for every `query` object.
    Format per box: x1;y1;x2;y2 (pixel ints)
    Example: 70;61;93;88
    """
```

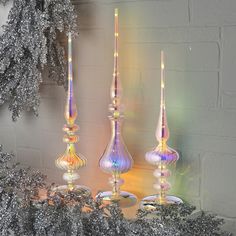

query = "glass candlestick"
140;51;182;209
54;32;90;195
96;9;137;208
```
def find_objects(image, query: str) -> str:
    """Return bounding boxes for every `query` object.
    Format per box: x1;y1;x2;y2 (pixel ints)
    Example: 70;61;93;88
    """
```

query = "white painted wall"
1;0;236;233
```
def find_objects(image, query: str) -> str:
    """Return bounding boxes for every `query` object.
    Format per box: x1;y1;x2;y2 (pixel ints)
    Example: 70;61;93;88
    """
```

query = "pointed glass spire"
141;51;182;208
97;9;137;208
99;8;133;175
54;32;90;195
156;51;169;143
145;51;178;166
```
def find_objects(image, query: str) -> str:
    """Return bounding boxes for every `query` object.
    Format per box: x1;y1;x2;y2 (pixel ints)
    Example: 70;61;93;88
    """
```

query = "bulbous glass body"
99;119;133;174
56;144;86;170
145;142;179;166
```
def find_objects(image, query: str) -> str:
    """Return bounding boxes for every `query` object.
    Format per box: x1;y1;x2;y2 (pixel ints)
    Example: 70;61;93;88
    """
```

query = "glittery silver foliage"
0;145;46;235
0;145;233;235
0;0;77;121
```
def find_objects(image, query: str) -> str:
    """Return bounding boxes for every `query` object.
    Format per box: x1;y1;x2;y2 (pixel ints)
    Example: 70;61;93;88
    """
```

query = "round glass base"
140;194;183;210
96;191;137;208
52;185;91;196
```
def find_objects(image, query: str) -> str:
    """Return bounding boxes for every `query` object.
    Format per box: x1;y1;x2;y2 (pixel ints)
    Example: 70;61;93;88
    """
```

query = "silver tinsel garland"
0;146;232;236
0;0;77;120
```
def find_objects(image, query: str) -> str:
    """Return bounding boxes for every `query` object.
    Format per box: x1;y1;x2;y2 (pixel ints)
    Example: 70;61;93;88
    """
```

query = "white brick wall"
1;0;236;233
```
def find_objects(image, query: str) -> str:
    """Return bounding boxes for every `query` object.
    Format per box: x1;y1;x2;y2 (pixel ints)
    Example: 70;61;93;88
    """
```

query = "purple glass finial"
97;9;137;208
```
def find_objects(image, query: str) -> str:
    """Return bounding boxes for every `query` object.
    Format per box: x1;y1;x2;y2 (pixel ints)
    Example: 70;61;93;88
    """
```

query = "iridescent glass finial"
141;51;182;209
96;9;137;208
54;32;90;195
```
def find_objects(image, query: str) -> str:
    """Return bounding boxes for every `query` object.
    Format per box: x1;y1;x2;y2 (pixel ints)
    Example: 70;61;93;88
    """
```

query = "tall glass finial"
141;51;182;209
54;32;90;195
96;9;137;208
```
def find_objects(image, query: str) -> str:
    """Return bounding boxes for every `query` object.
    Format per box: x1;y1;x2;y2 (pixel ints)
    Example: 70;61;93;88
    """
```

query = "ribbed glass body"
99;119;133;174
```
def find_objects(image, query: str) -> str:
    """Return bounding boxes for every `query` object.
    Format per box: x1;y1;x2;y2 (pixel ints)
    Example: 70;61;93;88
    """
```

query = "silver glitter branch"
0;0;77;121
0;145;232;236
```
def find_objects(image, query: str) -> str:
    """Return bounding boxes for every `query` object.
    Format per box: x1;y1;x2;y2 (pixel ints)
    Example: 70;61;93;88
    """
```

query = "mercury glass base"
52;185;91;196
140;194;183;210
96;191;137;208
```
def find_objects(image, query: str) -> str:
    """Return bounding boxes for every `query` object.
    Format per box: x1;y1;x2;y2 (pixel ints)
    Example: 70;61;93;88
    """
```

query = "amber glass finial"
55;32;90;195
